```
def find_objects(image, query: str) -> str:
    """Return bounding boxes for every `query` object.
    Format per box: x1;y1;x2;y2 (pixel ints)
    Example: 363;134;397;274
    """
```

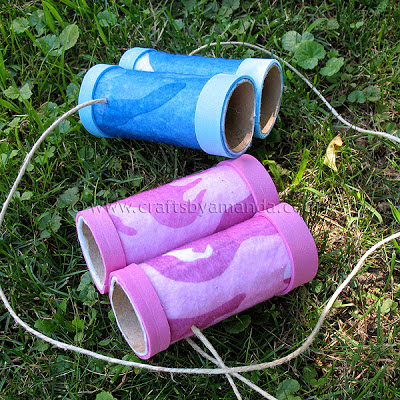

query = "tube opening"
224;80;255;153
110;278;146;355
259;64;282;135
78;217;105;289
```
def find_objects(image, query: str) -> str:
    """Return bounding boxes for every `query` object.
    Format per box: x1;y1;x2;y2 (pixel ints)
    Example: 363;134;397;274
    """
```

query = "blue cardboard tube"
78;64;255;158
119;47;283;139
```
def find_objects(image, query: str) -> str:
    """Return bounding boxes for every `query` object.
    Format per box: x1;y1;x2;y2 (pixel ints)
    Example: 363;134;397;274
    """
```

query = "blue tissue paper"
119;47;283;139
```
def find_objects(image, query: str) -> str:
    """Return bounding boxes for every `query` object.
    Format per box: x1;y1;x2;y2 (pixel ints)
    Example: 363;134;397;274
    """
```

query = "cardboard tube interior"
224;80;255;153
110;279;146;354
259;64;282;135
79;219;105;289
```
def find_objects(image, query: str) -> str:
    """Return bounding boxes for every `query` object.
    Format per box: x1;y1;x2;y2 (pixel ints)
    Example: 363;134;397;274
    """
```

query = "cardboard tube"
109;203;318;359
119;47;283;139
78;64;255;158
76;155;279;294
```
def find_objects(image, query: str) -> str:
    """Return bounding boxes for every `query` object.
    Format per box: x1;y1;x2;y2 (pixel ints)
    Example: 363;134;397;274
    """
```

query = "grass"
0;0;399;399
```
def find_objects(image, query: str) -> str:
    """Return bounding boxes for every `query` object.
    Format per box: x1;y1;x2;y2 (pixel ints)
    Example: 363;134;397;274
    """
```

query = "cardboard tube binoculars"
79;64;255;158
76;155;319;359
78;49;283;157
119;47;283;139
109;203;318;359
76;155;279;294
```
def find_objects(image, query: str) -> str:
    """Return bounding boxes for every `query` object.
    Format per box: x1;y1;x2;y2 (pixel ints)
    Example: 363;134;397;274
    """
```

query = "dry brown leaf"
324;134;343;172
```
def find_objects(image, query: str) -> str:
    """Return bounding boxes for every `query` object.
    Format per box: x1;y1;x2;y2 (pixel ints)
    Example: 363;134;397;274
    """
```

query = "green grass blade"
292;148;310;186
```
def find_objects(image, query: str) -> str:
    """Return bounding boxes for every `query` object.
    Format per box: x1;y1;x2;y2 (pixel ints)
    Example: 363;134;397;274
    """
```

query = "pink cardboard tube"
257;203;319;294
109;202;318;359
76;155;279;293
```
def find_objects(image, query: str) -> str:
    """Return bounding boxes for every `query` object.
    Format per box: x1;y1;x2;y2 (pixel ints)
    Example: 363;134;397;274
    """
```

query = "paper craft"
109;203;318;359
119;47;283;138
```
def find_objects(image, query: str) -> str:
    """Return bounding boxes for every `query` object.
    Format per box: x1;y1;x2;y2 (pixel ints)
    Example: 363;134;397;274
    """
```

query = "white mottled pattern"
164;245;213;262
135;53;154;71
141;234;291;319
108;164;252;265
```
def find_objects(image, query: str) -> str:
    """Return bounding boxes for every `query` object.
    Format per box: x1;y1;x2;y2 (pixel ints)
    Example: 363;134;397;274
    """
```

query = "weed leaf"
282;31;302;52
108;309;115;322
326;18;339;30
365;86;381;102
385;122;398;134
20;191;33;201
97;11;117;28
182;0;196;11
55;119;71;134
96;390;117;398
19;83;33;100
222;0;240;11
3;83;32;101
37;34;59;55
29;10;46;35
294;41;325;69
35;145;55;165
59;24;79;51
0;150;18;166
3;86;20;100
222;314;251;333
302;366;318;384
49;213;62;232
34;318;57;334
380;298;396;314
302;32;314;41
37;212;62;238
173;18;185;31
34;340;50;352
72;317;84;330
280;379;300;392
331;95;346;107
12;17;30;34
350;21;364;29
66;82;79;103
320;57;344;76
348;90;366;103
55;355;73;373
276;379;301;400
78;271;93;291
57;187;80;208
377;0;389;14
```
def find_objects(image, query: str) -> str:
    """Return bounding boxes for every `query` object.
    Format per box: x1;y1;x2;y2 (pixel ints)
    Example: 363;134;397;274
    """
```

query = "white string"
187;329;278;400
187;330;243;400
0;43;399;392
189;41;400;145
186;338;276;399
0;99;106;224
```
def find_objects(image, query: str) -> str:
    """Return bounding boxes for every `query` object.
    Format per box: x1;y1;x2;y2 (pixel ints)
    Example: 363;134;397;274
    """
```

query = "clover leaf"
276;379;301;400
320;57;344;76
282;31;315;52
96;392;117;400
3;83;32;101
348;90;366;103
282;31;302;52
294;41;326;69
365;86;381;102
12;17;30;34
